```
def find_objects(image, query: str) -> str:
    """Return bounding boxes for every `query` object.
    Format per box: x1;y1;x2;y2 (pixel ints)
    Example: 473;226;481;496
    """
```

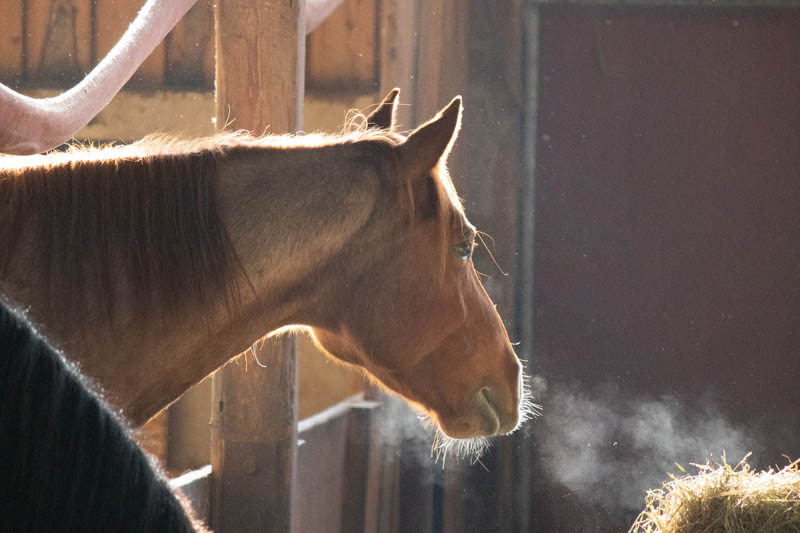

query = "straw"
630;453;800;533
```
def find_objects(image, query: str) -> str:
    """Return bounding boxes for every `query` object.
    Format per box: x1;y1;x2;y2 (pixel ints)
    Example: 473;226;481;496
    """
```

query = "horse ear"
396;96;462;179
366;88;400;130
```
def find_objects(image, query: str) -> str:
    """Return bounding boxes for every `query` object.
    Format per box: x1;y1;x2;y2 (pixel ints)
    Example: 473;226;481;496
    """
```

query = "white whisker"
424;373;542;466
519;373;544;425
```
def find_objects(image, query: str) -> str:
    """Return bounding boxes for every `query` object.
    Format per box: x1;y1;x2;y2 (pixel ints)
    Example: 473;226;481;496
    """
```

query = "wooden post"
379;1;528;531
1;2;22;80
377;0;419;129
210;1;304;532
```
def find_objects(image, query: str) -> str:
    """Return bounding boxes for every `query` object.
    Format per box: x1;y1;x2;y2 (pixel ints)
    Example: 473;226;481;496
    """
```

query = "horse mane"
0;119;464;324
0;134;244;324
0;298;203;532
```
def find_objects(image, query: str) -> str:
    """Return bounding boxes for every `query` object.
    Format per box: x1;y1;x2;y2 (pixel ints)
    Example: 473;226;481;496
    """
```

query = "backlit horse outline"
1;90;537;455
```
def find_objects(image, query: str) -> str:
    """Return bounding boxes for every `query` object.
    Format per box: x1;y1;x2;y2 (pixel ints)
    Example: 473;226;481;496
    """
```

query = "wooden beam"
0;1;23;80
518;8;541;529
210;1;303;531
20;88;215;142
24;0;92;83
379;1;529;531
306;0;377;93
411;0;468;123
293;395;371;532
170;464;213;525
210;339;299;532
165;0;215;89
534;0;800;5
377;0;420;129
214;0;303;133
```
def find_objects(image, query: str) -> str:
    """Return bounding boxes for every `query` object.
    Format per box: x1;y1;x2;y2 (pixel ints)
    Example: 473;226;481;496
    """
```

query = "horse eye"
451;241;472;260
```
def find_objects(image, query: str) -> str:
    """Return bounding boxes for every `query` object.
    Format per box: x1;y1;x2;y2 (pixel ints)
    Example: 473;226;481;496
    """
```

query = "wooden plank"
21;88;215;142
534;0;800;5
396;446;435;532
95;0;164;86
340;400;380;533
135;410;169;464
210;339;298;533
412;0;468;124
167;378;214;474
214;0;303;132
212;2;302;527
292;397;381;532
532;8;800;529
446;2;525;529
170;464;213;525
360;407;385;533
379;2;528;532
22;0;48;76
293;399;352;533
165;0;215;89
377;0;419;129
441;467;465;533
307;0;377;93
24;0;92;84
296;330;365;420
0;1;23;80
517;7;540;531
293;396;381;532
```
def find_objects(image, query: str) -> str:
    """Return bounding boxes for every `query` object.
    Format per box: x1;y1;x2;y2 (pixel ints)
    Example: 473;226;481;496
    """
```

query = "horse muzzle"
438;370;523;439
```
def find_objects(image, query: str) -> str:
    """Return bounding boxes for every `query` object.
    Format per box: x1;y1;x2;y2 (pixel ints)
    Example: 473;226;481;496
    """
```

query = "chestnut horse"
0;91;533;450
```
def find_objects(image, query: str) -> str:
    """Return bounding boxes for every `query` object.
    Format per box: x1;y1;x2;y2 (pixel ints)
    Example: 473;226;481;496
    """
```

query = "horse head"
311;90;528;445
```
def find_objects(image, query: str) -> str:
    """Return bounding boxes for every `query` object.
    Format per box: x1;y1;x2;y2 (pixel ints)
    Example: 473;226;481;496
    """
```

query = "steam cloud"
366;391;489;474
371;391;438;451
359;376;758;520
535;379;760;514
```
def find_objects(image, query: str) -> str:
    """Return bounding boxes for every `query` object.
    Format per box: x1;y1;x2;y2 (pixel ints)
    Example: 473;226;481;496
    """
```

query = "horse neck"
216;144;382;322
120;142;382;423
120;144;383;421
0;140;384;425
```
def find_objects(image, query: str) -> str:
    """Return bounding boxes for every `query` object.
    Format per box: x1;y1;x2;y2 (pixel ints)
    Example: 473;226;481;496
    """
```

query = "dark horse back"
0;300;196;532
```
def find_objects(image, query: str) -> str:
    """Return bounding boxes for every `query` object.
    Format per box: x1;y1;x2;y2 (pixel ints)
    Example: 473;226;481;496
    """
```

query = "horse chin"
438;401;500;439
431;431;492;463
435;385;520;440
430;392;543;463
430;406;519;463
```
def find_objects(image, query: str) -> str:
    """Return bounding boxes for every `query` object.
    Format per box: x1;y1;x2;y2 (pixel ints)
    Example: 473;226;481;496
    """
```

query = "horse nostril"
479;385;494;406
479;385;518;435
477;386;500;435
480;386;500;411
480;385;499;409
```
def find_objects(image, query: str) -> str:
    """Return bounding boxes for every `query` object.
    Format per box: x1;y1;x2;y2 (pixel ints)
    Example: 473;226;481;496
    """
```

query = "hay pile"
630;454;800;533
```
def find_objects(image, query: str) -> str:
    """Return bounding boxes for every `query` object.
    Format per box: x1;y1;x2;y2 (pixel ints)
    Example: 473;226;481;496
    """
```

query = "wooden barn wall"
0;0;213;89
0;0;379;482
306;0;378;94
7;2;800;532
0;0;375;92
0;2;23;78
377;2;530;532
530;5;800;531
